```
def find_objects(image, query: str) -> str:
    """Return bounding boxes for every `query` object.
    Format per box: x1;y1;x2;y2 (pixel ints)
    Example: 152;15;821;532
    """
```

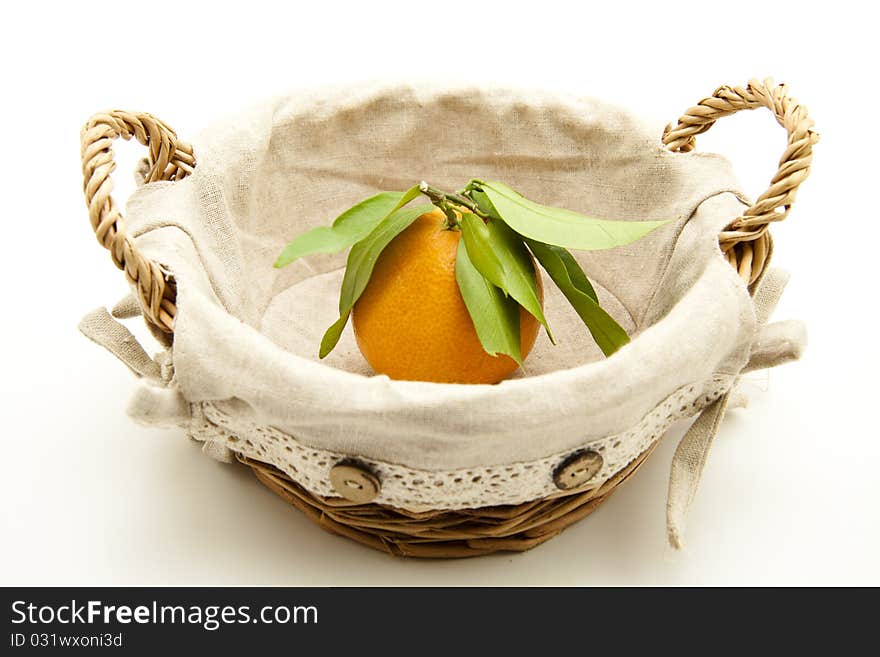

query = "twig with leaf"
275;179;668;368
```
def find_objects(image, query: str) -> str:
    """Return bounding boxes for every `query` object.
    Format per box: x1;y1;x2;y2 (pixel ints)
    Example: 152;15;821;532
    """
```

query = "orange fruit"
351;208;543;384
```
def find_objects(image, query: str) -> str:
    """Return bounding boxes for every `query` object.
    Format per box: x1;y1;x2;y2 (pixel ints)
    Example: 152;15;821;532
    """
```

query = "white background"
2;1;877;586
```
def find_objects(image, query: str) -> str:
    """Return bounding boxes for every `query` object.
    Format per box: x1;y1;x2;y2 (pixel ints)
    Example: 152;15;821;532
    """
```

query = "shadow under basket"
78;78;816;557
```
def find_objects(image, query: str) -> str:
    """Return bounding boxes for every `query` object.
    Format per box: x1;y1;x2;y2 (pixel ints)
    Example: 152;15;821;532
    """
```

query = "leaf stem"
419;181;489;228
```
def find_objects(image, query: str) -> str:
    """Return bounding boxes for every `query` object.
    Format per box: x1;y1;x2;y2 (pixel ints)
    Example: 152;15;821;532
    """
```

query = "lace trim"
191;375;733;511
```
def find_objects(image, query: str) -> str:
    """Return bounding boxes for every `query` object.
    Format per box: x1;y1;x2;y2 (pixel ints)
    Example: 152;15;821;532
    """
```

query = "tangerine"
351;208;542;384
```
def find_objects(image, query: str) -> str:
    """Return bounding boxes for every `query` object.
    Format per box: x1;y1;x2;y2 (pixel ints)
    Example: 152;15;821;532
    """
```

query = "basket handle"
662;78;818;287
80;110;195;333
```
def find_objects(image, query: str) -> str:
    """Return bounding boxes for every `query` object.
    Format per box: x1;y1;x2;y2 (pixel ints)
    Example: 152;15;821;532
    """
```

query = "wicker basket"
78;79;816;557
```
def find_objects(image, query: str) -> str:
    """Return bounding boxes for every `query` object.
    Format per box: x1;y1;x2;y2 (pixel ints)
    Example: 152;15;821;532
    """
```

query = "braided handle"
80;111;195;333
663;78;818;287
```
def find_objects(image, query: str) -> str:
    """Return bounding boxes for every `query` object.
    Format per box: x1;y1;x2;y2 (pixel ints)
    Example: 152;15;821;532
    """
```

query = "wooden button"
329;462;380;503
553;450;603;490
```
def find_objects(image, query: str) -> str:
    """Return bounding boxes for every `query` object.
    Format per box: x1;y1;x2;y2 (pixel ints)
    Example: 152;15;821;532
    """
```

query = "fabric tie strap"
78;307;162;380
77;304;225;459
665;267;806;549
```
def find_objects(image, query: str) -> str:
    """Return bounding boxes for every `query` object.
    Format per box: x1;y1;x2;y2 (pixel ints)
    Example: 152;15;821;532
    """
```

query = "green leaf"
275;185;422;268
525;237;630;357
477;180;670;251
467;187;501;220
455;239;523;366
319;203;434;358
525;240;597;302
319;313;352;360
459;213;553;343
